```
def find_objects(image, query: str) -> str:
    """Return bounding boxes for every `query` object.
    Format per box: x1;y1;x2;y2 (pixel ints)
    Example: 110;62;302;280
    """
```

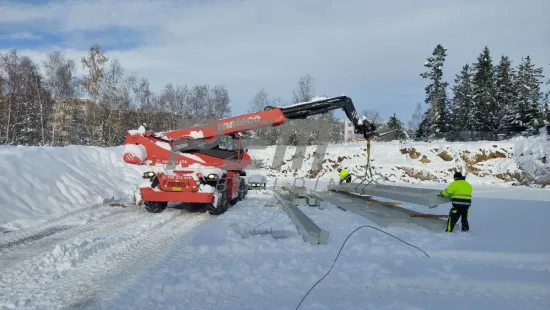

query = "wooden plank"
365;199;401;206
347;192;401;206
409;213;448;219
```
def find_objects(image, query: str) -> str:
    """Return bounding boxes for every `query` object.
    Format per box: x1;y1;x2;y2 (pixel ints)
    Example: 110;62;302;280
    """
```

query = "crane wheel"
230;179;247;206
208;188;229;215
144;201;167;213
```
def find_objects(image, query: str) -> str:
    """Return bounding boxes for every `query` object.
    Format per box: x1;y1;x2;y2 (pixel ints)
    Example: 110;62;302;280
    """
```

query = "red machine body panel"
140;188;215;204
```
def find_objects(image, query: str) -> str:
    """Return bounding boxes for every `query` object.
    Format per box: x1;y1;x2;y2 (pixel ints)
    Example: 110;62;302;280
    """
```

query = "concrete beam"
309;191;447;233
328;181;451;208
282;185;321;207
273;190;329;245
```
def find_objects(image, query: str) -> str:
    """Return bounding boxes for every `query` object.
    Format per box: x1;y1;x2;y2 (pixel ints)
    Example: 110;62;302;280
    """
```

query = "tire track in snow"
0;203;110;247
0;207;133;252
0;208;145;268
90;212;279;310
67;211;214;310
0;208;155;294
0;209;211;309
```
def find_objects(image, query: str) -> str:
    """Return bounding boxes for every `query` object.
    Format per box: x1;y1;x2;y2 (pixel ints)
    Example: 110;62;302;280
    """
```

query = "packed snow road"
0;204;212;309
1;188;550;310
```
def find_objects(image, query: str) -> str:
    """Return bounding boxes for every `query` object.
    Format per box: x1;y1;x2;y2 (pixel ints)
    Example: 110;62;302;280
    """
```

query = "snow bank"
513;131;550;185
247;137;550;188
0;146;148;231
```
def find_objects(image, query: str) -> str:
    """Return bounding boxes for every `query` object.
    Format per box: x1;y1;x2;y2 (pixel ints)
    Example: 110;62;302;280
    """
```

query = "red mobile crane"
122;95;378;214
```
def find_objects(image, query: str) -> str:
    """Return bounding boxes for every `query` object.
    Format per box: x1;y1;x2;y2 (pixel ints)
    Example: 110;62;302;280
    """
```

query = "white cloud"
1;0;549;119
0;32;41;40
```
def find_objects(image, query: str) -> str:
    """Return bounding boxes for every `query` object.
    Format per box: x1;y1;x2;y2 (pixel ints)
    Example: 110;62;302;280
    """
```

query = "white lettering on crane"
218;116;265;131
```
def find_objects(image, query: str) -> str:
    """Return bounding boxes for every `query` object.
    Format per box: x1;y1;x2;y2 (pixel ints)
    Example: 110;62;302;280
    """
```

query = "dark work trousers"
446;204;469;232
339;175;352;184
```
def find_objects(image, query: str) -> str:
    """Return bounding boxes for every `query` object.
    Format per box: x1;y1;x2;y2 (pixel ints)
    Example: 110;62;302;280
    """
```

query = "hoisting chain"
365;139;376;185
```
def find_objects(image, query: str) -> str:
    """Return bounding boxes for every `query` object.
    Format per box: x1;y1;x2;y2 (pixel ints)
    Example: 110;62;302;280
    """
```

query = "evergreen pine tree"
420;44;451;137
544;98;549;132
545;66;550;132
471;46;498;133
495;55;517;128
407;102;424;137
500;56;545;135
450;64;474;134
387;113;408;140
415;110;431;140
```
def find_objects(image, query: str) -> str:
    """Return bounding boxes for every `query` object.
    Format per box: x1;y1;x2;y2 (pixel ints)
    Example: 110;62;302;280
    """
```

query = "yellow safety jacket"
339;169;350;180
439;179;472;206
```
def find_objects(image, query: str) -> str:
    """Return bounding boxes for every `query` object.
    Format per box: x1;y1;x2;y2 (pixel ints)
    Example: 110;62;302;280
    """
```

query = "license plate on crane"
157;173;198;192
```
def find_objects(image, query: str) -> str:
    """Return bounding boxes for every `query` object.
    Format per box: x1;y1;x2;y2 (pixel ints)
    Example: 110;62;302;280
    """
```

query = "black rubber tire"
238;179;247;200
144;201;167;213
208;189;228;215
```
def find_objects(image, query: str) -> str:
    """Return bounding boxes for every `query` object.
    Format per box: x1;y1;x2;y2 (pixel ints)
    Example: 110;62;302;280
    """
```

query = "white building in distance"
343;119;360;142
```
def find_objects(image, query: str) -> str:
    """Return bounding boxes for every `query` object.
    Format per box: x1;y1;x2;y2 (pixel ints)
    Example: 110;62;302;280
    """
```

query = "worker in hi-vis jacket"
438;171;472;232
337;168;352;184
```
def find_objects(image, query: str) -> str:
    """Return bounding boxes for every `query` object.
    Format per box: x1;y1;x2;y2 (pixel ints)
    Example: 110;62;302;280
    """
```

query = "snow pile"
153;129;204;140
0;145;149;231
246;138;550;187
123;144;147;163
127;125;146;135
513;131;550;185
187;130;205;139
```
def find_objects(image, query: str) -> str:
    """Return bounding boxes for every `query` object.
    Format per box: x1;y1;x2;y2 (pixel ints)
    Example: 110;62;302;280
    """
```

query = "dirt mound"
461;149;507;175
438;150;454;161
420;155;431;164
400;147;421;159
396;166;438;181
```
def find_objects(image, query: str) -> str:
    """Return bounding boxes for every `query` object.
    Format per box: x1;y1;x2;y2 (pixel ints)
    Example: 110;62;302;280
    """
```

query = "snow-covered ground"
245;131;550;188
0;134;549;309
2;188;549;309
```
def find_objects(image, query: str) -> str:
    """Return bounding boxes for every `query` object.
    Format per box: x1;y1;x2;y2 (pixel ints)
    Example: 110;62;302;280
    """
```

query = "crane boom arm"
268;95;377;139
147;96;378;143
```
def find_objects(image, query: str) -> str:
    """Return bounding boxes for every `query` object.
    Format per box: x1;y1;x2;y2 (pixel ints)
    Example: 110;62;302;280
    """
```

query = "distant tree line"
0;44;232;147
410;44;549;141
0;44;346;147
1;43;548;147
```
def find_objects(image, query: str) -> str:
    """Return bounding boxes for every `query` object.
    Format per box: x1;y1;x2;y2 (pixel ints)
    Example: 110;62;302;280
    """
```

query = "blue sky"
1;0;549;125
